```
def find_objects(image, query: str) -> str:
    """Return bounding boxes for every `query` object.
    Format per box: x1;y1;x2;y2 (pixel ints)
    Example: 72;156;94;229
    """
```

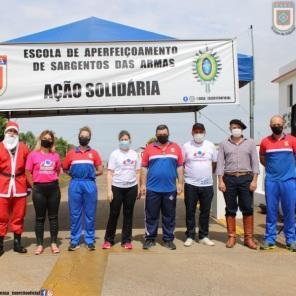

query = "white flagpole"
249;24;255;139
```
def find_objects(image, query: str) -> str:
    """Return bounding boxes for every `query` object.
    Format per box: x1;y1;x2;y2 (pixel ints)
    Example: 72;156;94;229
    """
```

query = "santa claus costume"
0;121;30;256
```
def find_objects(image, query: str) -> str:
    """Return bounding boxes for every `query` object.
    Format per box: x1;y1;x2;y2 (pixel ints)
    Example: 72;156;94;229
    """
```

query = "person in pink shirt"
26;130;61;255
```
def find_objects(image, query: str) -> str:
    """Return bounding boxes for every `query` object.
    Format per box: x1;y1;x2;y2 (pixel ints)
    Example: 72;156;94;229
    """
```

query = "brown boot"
243;215;257;250
226;216;236;248
0;236;4;256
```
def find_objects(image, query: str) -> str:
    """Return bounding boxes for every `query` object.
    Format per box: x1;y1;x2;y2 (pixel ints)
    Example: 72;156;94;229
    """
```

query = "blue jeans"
223;174;253;216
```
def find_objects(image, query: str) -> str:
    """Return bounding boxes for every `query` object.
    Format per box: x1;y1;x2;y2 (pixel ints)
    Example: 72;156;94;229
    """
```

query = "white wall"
279;75;296;133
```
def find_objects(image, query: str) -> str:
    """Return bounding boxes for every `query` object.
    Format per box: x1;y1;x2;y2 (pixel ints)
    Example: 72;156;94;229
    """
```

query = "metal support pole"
250;25;255;139
7;111;12;119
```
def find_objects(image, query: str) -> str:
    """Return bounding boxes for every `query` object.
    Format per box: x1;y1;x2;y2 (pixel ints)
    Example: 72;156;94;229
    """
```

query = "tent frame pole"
249;25;255;139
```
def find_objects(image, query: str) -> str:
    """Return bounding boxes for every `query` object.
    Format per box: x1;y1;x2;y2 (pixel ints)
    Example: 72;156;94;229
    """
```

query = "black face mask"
79;136;90;146
157;134;169;144
41;139;53;148
271;126;283;135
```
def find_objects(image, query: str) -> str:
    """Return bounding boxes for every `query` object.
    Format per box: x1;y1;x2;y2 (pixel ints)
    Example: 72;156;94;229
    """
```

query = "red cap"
5;120;19;133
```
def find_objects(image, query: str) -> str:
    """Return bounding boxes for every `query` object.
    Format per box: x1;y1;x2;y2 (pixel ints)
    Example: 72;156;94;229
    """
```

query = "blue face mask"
119;140;130;150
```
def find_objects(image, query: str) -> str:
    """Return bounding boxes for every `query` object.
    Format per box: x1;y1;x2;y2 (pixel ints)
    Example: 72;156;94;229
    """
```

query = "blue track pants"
68;179;98;245
145;190;177;241
265;179;296;244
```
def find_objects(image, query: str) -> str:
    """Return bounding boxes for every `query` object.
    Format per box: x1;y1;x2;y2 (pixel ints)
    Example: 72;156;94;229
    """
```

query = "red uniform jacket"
0;142;30;198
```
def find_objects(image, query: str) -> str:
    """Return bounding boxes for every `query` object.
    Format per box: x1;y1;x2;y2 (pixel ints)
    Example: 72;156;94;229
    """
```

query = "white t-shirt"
183;140;218;187
108;148;141;188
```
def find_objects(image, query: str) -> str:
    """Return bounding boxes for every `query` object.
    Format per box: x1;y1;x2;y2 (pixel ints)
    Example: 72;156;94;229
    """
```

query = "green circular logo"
192;49;221;93
196;53;218;81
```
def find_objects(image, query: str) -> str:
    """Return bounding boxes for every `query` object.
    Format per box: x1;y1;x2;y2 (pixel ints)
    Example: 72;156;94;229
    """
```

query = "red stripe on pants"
0;197;27;236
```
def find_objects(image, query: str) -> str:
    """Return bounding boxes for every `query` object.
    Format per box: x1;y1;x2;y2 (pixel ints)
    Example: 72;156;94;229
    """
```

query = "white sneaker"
199;237;215;246
184;238;194;247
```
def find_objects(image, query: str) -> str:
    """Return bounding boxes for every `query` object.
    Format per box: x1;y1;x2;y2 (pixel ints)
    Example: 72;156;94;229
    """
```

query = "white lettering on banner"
0;40;239;111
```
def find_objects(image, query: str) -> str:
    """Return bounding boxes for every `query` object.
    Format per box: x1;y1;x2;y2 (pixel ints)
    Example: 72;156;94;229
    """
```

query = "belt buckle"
237;172;249;177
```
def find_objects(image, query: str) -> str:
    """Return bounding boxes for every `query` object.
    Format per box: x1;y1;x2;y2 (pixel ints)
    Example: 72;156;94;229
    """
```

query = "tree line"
0;117;73;158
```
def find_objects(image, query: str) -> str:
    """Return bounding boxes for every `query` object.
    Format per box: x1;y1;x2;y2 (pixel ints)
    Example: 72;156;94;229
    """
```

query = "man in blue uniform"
140;124;184;250
260;115;296;251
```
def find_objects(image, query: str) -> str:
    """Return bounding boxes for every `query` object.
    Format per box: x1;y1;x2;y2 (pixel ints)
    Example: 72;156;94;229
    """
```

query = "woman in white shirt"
102;130;141;250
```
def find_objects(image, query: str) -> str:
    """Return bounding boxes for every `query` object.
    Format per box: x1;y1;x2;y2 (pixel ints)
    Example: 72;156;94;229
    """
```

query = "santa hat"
4;120;19;133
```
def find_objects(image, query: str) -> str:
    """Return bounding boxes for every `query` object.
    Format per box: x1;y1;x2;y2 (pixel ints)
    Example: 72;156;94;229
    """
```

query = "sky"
0;0;295;159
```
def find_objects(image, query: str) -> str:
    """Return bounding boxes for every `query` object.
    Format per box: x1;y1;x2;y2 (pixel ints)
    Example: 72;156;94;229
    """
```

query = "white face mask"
3;134;19;150
193;133;205;143
231;128;242;138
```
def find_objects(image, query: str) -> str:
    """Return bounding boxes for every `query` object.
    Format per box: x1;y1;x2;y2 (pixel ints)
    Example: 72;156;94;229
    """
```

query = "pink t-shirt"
26;150;61;183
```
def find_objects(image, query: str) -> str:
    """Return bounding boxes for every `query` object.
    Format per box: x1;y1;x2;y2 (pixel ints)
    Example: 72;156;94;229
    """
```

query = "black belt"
0;171;25;178
224;172;252;177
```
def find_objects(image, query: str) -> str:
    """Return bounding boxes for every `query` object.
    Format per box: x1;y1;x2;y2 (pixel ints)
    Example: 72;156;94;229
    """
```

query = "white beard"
3;135;19;150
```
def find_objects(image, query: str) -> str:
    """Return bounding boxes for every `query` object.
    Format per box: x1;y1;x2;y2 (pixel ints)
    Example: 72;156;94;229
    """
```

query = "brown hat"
229;119;247;130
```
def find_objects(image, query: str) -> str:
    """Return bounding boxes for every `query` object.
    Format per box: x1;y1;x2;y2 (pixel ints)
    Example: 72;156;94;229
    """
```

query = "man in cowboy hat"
0;120;30;256
216;119;259;249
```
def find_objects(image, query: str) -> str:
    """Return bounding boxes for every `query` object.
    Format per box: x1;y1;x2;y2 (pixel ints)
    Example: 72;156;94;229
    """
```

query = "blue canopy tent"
2;17;253;118
9;17;253;86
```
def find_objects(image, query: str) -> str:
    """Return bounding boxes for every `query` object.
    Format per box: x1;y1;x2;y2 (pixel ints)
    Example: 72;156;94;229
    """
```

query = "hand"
107;190;113;203
177;183;183;195
218;181;226;192
249;180;257;192
137;188;141;200
140;184;147;197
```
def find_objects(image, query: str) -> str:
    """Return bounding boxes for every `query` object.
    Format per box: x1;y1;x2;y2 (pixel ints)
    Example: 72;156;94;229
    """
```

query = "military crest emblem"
192;48;221;93
272;1;295;35
0;56;7;96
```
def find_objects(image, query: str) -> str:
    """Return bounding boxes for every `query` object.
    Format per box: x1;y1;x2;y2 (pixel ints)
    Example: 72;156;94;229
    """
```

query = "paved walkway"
0;174;295;296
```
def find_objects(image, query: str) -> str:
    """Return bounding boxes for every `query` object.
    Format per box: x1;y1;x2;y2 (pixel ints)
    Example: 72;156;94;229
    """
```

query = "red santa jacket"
0;142;30;198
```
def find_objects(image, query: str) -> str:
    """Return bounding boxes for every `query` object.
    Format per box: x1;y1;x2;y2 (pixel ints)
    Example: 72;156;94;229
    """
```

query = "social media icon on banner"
40;288;54;296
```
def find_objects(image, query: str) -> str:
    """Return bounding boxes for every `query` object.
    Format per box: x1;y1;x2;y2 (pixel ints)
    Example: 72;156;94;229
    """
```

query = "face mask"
157;134;169;144
193;133;205;143
41;139;53;148
79;136;90;146
271;126;283;135
3;134;19;150
119;140;130;150
231;128;242;138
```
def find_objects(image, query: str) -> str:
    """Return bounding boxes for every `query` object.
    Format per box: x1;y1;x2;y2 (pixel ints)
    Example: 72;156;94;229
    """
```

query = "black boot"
13;233;27;254
0;236;4;256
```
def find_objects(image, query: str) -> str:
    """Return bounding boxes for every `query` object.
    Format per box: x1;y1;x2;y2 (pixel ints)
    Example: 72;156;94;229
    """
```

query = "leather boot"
226;216;236;248
0;236;4;256
243;215;257;250
13;233;27;253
